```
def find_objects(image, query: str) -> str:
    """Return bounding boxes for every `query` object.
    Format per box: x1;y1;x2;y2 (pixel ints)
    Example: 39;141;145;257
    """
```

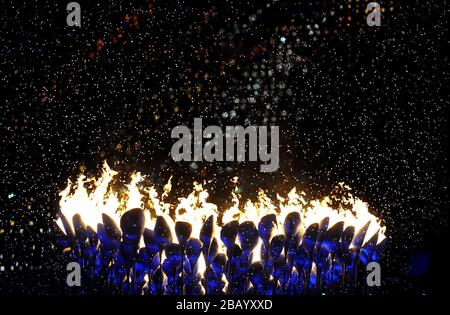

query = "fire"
57;162;121;232
57;161;386;250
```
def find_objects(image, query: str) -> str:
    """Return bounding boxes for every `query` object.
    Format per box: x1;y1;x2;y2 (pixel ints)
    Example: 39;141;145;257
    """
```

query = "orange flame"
57;162;386;256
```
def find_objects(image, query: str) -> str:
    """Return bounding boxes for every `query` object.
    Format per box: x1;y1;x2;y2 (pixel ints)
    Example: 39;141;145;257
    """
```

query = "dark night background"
0;0;448;297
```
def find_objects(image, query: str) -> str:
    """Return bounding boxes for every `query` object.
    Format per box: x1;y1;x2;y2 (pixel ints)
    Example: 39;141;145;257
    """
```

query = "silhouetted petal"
341;226;355;250
322;221;344;253
143;228;159;256
293;245;311;272
290;268;301;294
372;237;387;262
120;208;145;242
164;244;183;290
86;225;98;246
72;213;88;245
351;221;371;251
360;232;378;265
55;222;71;249
317;217;329;244
203;267;220;294
186;238;202;271
313;246;329;273
359;250;371;266
97;222;120;253
102;213;121;240
151;253;161;272
175;221;192;247
200;215;215;247
86;226;98;258
165;243;182;263
283;212;301;243
154;216;173;251
273;255;286;280
135;248;148;287
270;234;285;261
211;253;227;278
152;266;164;293
323;259;342;285
238;221;259;254
258;214;277;244
229;244;243;273
287;235;301;265
220;220;239;250
344;248;358;275
58;212;75;242
249;262;267;293
302;223;319;251
208;237;219;265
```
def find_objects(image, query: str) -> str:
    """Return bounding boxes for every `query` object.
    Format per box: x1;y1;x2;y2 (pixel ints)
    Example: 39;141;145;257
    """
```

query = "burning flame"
57;161;386;256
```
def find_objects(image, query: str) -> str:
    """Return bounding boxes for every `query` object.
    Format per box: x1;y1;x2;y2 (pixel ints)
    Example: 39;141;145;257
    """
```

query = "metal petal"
175;221;192;247
220;220;239;250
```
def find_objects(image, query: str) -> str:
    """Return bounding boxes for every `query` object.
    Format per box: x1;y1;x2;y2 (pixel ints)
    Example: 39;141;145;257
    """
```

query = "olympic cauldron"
55;162;386;295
